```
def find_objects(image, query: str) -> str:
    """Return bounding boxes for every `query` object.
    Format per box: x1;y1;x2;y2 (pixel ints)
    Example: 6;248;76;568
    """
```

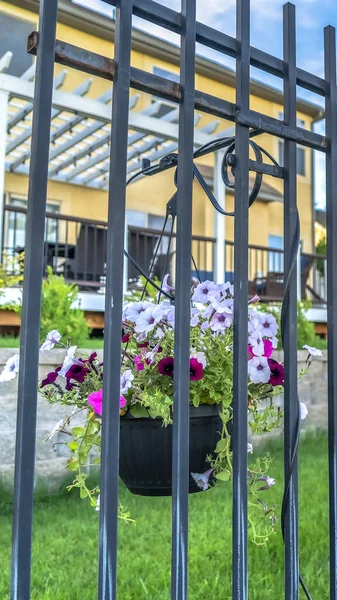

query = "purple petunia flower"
162;273;175;294
210;311;232;332
192;280;220;304
258;314;278;338
66;363;88;384
40;329;62;352
41;366;61;388
158;357;174;377
134;305;166;334
189;358;204;381
191;468;214;491
248;356;271;384
268;358;284;386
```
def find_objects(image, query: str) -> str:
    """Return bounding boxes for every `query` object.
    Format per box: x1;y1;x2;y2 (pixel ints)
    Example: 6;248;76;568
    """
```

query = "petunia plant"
0;277;321;541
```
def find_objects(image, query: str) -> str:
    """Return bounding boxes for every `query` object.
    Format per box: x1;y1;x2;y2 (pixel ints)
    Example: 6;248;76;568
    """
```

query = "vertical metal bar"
171;0;196;598
214;150;226;282
296;243;301;301
283;4;299;598
98;1;132;599
10;2;58;599
324;24;337;600
0;91;8;256
232;0;250;597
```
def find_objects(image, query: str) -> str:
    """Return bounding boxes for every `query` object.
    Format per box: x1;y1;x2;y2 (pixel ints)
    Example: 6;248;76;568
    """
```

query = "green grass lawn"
0;337;104;349
0;431;330;599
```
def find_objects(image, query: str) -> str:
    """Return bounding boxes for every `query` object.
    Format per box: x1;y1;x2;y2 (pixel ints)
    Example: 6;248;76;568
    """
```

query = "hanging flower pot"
31;275;321;539
119;404;222;496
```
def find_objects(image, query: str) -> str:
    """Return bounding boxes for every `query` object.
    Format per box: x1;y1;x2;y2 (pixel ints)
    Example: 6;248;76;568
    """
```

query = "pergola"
0;50;234;282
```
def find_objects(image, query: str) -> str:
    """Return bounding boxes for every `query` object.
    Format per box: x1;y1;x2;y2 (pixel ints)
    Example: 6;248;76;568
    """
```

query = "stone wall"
0;348;327;486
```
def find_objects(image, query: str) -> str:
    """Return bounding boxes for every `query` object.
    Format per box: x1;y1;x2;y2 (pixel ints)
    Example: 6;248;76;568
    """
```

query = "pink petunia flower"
189;358;204;381
88;389;126;415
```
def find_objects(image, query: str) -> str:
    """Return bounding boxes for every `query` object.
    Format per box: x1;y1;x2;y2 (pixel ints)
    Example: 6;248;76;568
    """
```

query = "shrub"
39;267;89;345
316;236;327;276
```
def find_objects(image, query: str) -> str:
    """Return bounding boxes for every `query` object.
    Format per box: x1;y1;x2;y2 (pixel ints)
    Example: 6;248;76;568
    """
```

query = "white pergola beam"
6;70;68;131
8;78;93;166
48;94;140;176
0;73;211;146
0;51;13;73
64;103;178;183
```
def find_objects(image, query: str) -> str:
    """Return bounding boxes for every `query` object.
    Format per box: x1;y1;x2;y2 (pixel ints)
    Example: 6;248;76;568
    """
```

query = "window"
268;235;283;273
5;198;60;251
0;13;34;76
152;67;180;118
278;141;306;176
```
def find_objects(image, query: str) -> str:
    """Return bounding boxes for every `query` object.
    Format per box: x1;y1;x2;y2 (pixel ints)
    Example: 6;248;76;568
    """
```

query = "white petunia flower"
248;356;271;384
40;330;62;352
303;345;323;357
46;419;64;441
95;494;100;512
247;443;253;454
300;402;308;420
0;354;20;382
249;330;265;357
59;346;78;377
120;369;134;395
123;301;152;323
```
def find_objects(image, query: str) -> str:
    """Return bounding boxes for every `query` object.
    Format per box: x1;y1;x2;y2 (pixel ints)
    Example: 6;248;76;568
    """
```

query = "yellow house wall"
1;1;315;254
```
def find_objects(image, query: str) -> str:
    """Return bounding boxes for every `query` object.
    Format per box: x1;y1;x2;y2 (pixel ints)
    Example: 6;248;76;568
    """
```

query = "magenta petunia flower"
88;389;127;415
189;358;204;381
122;328;131;343
88;352;97;363
134;355;145;371
268;358;284;386
158;357;174;377
263;339;274;358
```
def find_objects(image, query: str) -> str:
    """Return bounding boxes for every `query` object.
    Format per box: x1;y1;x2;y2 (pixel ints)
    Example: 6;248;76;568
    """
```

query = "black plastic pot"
119;404;222;496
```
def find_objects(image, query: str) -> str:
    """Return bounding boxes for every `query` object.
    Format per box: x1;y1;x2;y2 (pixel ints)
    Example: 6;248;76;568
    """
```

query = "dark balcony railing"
1;204;327;304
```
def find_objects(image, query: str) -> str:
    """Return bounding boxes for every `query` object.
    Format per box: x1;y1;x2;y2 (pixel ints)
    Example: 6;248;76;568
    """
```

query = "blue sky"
75;0;337;209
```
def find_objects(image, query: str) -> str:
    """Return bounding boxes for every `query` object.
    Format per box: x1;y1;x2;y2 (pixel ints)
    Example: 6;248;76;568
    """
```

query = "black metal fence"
9;1;337;599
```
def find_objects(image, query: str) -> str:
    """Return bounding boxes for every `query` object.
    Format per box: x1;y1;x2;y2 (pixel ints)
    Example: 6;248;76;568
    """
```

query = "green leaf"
71;427;86;437
68;441;79;451
80;487;88;498
215;438;228;453
66;460;78;472
130;405;149;418
93;457;101;465
192;395;200;407
215;471;231;481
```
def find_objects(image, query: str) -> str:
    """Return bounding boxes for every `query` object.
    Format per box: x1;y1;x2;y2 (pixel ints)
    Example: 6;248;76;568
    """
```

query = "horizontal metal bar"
28;35;327;153
237;110;326;150
249;159;283;177
102;0;326;96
